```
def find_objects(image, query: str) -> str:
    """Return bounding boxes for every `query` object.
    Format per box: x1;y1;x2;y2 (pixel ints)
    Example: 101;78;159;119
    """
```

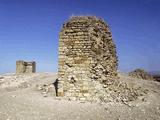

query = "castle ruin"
58;16;118;101
16;60;36;74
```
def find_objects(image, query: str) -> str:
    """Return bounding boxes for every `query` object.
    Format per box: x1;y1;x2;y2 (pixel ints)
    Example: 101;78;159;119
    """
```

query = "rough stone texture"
58;16;118;101
129;69;154;80
16;60;36;74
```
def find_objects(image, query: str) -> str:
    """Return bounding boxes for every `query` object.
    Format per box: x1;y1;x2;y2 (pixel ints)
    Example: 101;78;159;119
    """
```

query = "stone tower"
16;60;36;74
58;16;118;100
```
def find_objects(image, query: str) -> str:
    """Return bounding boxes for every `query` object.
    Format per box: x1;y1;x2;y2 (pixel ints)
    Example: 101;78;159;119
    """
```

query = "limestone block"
57;16;118;101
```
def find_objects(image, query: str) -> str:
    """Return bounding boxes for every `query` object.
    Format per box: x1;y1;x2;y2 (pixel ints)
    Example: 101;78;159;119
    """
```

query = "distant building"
16;60;36;74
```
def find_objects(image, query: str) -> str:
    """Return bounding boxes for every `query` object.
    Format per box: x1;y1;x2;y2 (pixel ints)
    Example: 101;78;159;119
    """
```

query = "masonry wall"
25;62;36;73
16;61;36;74
58;16;118;101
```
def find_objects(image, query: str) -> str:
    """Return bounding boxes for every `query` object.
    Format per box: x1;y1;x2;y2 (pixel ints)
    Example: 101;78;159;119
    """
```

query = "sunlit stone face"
58;16;118;101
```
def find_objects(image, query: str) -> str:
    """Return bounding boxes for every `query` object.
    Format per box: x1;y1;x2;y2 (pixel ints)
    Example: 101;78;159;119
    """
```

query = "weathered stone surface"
129;69;154;80
16;60;36;74
57;16;118;101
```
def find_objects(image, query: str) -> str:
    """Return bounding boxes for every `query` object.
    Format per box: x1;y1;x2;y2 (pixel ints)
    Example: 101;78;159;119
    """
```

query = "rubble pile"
36;83;56;97
97;79;148;103
129;69;154;80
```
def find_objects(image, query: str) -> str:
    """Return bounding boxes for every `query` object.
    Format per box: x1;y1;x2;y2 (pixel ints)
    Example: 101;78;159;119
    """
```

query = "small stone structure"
58;16;118;101
16;60;36;74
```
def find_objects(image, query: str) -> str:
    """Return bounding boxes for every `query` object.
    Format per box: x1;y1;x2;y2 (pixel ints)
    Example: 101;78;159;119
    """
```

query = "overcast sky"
0;0;160;73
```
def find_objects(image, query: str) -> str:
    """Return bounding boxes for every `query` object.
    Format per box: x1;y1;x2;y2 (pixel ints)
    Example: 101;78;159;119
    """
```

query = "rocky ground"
0;72;160;120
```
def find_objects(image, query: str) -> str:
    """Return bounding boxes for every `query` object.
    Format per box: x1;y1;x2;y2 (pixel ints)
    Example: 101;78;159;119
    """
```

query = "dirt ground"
0;73;160;120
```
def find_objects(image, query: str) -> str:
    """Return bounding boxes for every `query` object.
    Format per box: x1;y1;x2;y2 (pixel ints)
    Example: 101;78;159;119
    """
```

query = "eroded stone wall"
16;61;36;74
58;16;118;101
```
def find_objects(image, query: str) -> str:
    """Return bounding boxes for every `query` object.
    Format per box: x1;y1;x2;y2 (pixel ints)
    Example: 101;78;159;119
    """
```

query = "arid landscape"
0;72;160;120
1;1;160;120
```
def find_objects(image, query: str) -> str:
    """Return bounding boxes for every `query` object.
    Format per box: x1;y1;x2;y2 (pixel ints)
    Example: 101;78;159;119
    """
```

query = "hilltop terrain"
0;73;160;120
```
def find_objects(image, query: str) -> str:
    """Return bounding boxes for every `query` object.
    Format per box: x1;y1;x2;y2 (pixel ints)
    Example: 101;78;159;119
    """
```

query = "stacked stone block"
16;60;36;74
58;16;118;101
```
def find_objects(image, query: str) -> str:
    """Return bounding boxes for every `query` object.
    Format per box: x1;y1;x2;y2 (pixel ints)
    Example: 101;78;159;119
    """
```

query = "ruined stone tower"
16;60;36;74
58;16;118;100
